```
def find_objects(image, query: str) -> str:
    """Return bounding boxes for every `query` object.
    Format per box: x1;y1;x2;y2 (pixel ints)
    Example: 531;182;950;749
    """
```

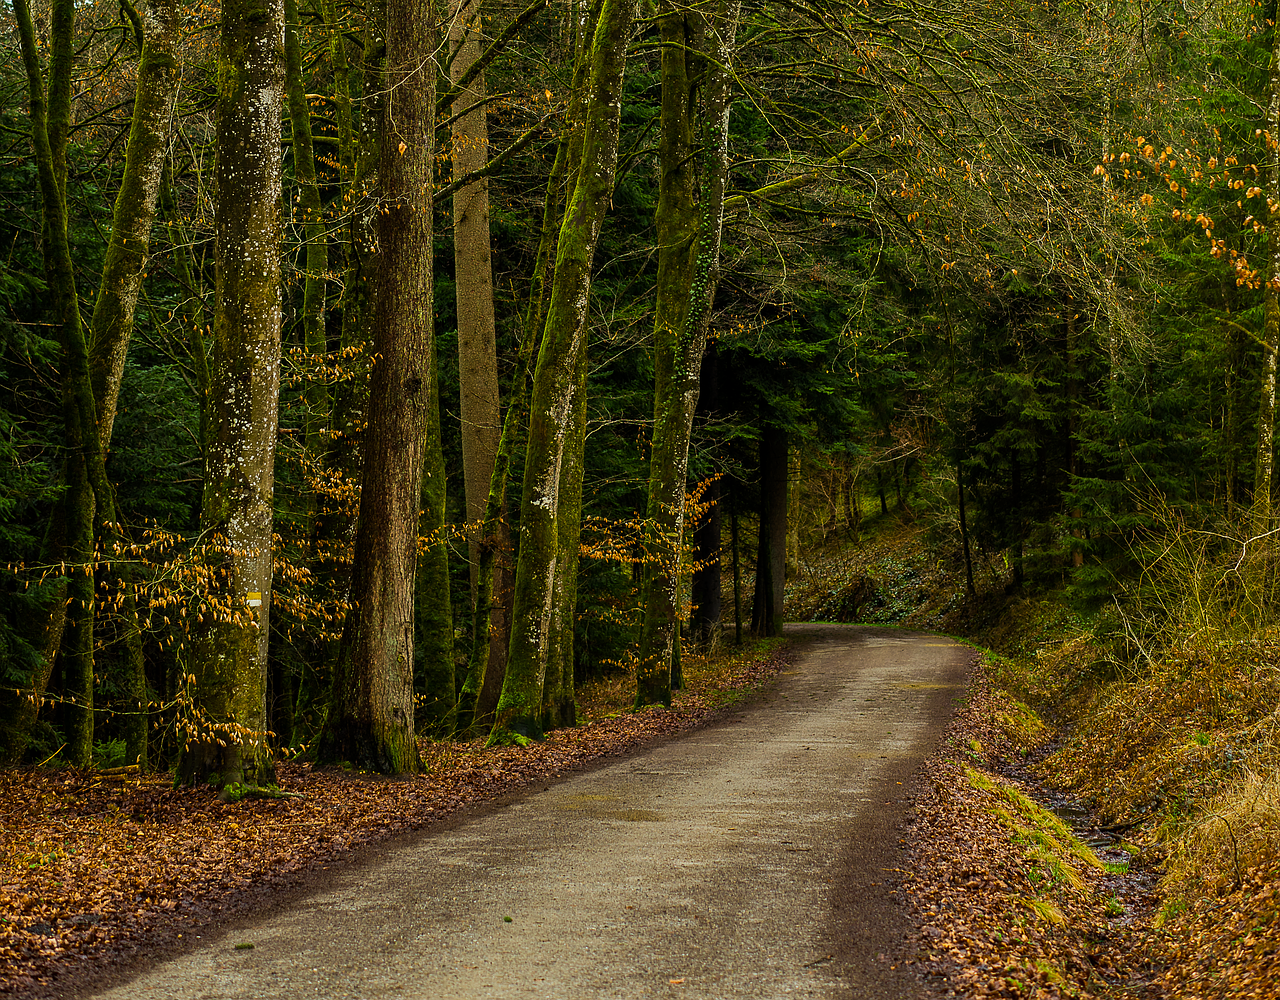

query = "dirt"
29;625;971;999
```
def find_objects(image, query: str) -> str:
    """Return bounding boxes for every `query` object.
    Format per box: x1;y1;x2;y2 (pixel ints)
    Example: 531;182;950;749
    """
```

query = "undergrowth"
988;595;1280;998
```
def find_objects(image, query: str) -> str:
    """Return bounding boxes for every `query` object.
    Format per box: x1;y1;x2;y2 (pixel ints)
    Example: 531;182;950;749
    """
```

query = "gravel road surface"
85;624;970;999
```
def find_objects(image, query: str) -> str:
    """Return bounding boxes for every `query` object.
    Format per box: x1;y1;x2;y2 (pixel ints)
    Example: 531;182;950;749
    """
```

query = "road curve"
87;624;970;1000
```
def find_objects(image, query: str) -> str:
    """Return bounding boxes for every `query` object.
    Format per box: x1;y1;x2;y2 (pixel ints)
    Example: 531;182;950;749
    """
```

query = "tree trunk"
731;497;742;645
90;0;182;771
90;0;181;450
13;0;107;767
545;326;588;729
319;0;437;774
449;0;501;600
454;34;588;733
284;0;331;478
1257;26;1280;529
635;0;739;706
690;349;722;648
490;0;637;744
415;341;456;732
958;459;975;598
752;421;788;638
181;0;286;790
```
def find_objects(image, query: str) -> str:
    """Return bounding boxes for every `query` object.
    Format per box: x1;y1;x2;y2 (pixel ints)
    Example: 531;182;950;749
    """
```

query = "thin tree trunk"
1257;27;1280;528
90;0;181;449
415;334;456;732
636;0;740;706
490;0;637;743
689;349;722;647
752;420;788;638
449;0;501;599
181;0;286;790
285;0;331;474
958;459;975;598
731;500;742;645
319;0;437;774
14;0;107;768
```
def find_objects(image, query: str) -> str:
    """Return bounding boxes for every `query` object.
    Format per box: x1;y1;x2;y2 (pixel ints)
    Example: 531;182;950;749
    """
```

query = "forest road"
88;624;971;1000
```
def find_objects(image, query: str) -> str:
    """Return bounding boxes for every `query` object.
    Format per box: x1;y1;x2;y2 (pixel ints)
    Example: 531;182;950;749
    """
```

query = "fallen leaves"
0;642;791;997
899;659;1162;999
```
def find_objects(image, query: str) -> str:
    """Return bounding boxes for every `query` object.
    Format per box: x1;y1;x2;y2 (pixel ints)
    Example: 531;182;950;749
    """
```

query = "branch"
433;119;549;204
723;121;881;212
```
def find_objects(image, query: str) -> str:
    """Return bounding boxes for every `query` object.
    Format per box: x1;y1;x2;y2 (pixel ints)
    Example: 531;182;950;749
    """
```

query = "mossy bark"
545;328;587;729
180;0;286;789
14;0;111;767
489;0;636;744
87;0;179;452
318;0;437;774
636;1;739;706
88;0;181;771
1256;29;1280;529
455;0;593;736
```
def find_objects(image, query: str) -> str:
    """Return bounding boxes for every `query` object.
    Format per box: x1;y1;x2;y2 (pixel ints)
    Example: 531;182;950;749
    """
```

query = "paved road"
87;625;970;999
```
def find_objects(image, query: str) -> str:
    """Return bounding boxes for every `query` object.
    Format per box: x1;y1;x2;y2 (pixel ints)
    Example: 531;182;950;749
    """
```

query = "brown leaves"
0;644;792;996
899;662;1157;999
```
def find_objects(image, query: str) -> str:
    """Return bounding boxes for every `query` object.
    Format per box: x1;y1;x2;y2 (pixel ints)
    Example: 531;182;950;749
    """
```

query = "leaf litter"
0;641;789;996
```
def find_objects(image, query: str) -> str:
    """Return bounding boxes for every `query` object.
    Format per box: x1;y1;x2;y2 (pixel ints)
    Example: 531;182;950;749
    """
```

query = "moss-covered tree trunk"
180;0;286;790
1256;27;1280;529
284;0;331;473
455;13;592;734
489;0;637;744
12;0;110;767
544;327;587;729
318;0;437;773
636;1;739;706
87;0;182;770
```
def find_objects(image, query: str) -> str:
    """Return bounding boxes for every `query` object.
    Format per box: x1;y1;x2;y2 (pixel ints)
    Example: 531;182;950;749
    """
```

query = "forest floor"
2;615;1169;1000
1;642;792;996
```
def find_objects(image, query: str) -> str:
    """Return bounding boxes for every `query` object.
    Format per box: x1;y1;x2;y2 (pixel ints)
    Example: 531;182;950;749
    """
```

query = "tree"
181;0;286;789
319;0;441;773
491;0;638;743
636;0;741;705
11;0;103;766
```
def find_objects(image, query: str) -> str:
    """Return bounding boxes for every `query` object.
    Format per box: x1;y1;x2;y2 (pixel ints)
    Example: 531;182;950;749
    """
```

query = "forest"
2;0;1278;788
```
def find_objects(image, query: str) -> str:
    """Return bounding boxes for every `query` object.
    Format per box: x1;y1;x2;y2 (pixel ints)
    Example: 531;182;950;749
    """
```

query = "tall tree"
446;0;507;727
1256;16;1280;526
636;0;741;706
319;0;439;773
490;0;637;743
11;0;104;766
5;0;181;766
449;0;501;590
181;0;286;790
87;0;183;768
